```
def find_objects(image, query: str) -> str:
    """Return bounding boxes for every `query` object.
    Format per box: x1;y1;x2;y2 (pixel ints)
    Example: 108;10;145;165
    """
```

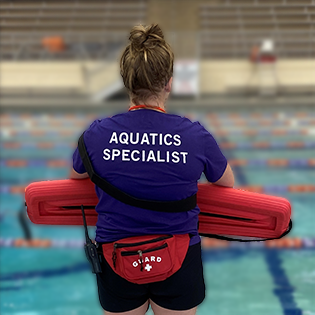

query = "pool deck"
1;94;315;111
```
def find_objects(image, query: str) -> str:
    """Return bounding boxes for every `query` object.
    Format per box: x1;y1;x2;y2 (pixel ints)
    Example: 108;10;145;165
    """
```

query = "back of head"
120;24;174;105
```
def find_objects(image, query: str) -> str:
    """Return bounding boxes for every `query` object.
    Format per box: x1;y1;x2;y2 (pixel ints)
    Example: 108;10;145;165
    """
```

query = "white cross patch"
144;264;152;272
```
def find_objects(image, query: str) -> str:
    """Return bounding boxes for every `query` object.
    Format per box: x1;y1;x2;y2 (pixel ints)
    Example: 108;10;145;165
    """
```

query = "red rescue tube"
26;179;98;226
197;184;291;239
25;179;291;239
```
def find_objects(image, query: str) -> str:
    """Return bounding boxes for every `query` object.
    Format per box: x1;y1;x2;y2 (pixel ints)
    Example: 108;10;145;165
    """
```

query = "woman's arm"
69;168;89;179
213;163;234;188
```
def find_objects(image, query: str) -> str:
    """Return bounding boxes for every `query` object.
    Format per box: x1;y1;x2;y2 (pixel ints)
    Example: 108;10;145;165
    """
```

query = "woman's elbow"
69;168;89;179
213;164;234;188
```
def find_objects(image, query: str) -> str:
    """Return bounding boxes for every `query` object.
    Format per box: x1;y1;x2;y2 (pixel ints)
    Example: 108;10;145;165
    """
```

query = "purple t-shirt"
73;109;227;245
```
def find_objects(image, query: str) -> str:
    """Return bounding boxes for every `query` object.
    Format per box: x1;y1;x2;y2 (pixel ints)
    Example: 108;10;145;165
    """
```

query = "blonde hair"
120;24;174;105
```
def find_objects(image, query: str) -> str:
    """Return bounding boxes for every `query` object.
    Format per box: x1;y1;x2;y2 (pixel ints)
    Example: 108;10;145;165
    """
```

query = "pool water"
1;110;314;315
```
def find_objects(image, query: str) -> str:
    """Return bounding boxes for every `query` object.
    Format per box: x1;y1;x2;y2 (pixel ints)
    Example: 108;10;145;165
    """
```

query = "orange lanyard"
129;105;166;113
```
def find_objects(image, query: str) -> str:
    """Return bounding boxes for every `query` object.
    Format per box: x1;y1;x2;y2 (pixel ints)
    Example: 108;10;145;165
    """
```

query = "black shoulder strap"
77;132;197;213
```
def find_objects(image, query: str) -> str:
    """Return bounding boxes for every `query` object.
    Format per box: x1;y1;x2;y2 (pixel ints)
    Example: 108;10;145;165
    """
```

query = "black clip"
81;205;102;274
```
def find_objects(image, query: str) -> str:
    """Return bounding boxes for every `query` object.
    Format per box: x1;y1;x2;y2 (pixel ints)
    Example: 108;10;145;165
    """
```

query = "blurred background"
0;0;314;314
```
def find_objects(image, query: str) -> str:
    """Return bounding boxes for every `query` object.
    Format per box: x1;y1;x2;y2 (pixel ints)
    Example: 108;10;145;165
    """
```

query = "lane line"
213;124;303;315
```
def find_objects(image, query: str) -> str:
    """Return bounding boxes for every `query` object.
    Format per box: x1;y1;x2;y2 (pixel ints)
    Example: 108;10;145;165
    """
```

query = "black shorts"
96;242;206;313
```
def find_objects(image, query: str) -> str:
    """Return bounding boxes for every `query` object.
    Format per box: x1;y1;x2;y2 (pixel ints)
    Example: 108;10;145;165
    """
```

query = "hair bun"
129;24;165;52
120;23;174;104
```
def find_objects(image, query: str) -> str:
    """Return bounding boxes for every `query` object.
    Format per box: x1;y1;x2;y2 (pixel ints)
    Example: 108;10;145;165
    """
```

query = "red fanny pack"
102;234;190;284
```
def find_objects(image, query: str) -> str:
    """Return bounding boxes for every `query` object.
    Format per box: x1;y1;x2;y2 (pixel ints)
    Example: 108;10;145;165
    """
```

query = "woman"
70;24;234;315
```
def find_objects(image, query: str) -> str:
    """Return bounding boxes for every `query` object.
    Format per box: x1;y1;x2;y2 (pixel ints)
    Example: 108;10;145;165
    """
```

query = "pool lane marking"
264;251;303;315
213;125;303;315
0;285;23;291
0;262;90;282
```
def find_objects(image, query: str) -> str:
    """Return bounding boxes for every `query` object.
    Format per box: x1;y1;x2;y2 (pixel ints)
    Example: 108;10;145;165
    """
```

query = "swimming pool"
1;109;314;315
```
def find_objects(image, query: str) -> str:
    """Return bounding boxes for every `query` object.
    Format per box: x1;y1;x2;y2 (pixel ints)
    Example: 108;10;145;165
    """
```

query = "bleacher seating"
0;0;148;60
1;0;314;60
200;0;315;58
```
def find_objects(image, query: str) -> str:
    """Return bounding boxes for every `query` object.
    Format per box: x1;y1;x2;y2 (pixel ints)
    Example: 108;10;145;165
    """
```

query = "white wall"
200;60;315;94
